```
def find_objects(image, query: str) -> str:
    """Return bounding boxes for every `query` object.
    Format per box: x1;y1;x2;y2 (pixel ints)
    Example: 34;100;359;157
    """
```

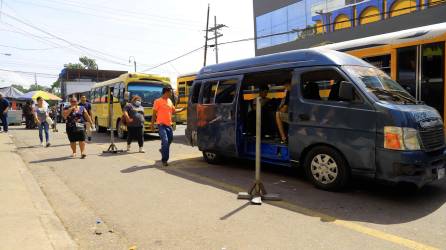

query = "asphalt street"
8;124;446;250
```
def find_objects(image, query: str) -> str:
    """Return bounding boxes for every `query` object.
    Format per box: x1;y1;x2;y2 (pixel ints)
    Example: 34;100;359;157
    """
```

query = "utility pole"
205;15;227;65
214;16;219;63
129;56;136;72
34;72;37;87
203;4;210;67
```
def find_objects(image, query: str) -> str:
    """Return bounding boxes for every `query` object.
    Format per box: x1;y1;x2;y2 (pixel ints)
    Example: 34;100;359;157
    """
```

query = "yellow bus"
320;23;446;121
175;73;196;124
91;73;173;139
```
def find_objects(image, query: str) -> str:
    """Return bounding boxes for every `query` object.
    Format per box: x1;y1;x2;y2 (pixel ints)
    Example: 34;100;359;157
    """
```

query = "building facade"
253;0;446;56
58;69;126;101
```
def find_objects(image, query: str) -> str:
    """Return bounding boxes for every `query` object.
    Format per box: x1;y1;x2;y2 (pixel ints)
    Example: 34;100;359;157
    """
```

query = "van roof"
197;49;371;79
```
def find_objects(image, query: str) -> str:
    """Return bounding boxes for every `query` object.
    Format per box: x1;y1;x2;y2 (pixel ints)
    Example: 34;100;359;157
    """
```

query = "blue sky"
0;0;254;87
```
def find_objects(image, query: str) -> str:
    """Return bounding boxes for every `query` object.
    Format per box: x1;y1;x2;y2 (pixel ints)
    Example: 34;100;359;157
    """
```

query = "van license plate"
438;168;445;180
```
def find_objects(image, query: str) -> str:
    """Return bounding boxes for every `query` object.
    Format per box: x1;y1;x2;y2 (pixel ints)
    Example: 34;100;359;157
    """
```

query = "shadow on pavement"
120;163;159;173
158;157;446;225
29;156;72;163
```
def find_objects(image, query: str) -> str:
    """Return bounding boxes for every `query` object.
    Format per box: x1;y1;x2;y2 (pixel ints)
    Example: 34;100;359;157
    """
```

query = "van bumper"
376;148;446;187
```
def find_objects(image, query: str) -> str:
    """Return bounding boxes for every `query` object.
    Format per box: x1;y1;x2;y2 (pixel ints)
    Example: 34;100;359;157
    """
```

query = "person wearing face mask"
123;95;145;153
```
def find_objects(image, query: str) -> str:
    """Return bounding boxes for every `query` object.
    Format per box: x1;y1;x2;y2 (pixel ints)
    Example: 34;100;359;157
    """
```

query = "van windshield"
343;66;417;104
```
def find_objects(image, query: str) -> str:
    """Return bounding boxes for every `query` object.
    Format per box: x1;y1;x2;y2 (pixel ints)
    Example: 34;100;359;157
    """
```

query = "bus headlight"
384;126;420;150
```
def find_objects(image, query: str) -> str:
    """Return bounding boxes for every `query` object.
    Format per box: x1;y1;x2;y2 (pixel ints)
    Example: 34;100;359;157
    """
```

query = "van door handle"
299;113;310;121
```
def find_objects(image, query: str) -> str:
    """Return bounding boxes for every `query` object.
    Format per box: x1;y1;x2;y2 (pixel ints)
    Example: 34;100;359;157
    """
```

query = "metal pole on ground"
238;96;281;204
103;86;123;154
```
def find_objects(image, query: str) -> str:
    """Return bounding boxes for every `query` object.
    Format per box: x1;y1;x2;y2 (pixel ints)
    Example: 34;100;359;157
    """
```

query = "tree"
64;56;98;70
79;56;98;70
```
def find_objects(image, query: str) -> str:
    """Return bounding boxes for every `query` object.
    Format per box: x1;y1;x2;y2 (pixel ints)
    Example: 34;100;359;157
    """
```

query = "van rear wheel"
304;146;350;191
202;151;221;164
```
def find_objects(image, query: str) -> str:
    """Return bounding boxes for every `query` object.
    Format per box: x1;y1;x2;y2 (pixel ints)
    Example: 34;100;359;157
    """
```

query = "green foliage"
64;56;98;70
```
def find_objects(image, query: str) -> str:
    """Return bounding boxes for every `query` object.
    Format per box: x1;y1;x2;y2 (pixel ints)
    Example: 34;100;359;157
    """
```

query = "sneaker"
126;145;131;152
40;142;45;147
162;161;169;167
81;154;87;159
139;147;145;153
46;142;51;147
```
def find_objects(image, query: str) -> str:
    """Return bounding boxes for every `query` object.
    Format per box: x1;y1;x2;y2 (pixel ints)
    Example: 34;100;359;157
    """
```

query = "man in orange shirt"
151;87;185;166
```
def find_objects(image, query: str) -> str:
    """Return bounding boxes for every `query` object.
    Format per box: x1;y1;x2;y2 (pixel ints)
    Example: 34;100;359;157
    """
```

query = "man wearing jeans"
151;87;184;166
0;93;10;133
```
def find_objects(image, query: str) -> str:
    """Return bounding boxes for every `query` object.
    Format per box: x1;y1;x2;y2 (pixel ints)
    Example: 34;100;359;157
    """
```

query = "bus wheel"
95;118;106;133
202;151;221;164
304;146;350;191
117;120;127;139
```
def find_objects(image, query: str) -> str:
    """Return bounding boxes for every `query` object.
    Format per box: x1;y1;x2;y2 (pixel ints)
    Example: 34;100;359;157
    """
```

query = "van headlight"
384;126;421;150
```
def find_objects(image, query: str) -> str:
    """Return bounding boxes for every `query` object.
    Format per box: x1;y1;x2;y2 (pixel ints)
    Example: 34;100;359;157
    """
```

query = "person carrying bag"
63;97;93;159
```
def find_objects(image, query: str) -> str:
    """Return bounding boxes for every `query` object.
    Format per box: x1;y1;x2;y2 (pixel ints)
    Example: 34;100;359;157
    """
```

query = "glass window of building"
256;2;309;49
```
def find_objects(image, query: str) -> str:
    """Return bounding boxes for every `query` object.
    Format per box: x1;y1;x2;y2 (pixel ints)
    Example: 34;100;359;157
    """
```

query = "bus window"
90;89;96;103
397;46;417;97
113;83;120;100
191;82;202;104
101;86;108;103
363;55;391;75
421;42;444;118
201;81;218;104
215;79;238;104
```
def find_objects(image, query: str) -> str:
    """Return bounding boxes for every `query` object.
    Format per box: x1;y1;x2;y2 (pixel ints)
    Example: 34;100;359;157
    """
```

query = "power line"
0;43;65;51
39;0;203;25
0;68;58;76
142;46;204;72
0;10;130;66
13;0;203;31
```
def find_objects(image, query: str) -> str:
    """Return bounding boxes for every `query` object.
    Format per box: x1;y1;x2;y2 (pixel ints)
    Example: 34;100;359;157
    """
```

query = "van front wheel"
304;146;350;191
202;151;221;164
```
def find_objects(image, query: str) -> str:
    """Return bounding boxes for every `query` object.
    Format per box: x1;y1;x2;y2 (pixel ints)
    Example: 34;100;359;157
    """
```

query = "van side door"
289;67;377;174
185;81;202;146
196;76;242;156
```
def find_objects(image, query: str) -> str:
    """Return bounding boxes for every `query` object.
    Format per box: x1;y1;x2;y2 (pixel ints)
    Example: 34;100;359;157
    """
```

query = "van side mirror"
124;92;130;101
339;81;354;101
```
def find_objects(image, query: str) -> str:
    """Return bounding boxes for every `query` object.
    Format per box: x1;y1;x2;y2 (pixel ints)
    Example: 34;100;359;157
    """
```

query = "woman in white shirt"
34;96;51;147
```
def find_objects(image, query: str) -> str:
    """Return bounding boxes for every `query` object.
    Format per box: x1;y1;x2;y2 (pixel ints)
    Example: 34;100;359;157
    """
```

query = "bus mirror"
339;81;354;101
124;92;130;101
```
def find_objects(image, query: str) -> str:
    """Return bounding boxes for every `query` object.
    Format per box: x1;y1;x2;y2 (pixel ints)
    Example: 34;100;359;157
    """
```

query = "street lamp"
129;56;136;72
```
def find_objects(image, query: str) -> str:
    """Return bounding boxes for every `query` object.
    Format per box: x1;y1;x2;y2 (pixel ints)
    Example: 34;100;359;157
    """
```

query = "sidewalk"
0;133;77;250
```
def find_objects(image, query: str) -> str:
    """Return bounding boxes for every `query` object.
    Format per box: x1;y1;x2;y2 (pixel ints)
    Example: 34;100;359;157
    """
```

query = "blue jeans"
0;113;7;132
158;125;173;162
38;121;49;143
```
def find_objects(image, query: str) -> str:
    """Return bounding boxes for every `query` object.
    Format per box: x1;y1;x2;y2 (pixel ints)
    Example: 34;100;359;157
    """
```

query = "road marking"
96;144;439;250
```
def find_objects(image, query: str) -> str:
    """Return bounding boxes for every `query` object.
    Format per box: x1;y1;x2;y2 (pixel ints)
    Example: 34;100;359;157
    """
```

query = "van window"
201;81;218;104
191;82;201;104
215;79;238;104
301;69;349;102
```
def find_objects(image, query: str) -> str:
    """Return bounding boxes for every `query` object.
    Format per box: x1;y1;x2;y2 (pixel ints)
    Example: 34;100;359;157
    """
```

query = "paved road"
8;125;446;249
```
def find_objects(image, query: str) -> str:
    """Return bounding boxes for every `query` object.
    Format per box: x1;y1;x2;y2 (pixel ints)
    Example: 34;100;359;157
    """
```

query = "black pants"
127;126;143;147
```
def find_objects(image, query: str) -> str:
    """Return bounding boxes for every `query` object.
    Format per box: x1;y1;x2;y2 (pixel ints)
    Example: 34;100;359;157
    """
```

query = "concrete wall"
254;2;446;56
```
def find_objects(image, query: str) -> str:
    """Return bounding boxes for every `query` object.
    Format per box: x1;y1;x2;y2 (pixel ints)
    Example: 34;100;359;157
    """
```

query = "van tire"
202;151;221;164
117;120;127;139
304;146;350;191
